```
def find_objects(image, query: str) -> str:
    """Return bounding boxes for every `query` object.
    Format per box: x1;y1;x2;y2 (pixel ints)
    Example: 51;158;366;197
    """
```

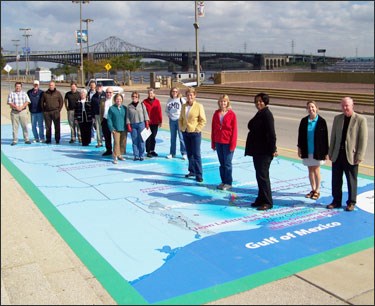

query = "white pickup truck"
86;78;124;95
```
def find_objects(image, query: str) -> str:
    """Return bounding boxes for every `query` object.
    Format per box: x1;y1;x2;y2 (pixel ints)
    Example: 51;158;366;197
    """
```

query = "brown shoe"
311;191;320;200
345;203;355;211
326;203;342;209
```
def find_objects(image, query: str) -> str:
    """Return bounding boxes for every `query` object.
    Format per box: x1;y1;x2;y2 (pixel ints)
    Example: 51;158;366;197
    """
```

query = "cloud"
1;1;374;57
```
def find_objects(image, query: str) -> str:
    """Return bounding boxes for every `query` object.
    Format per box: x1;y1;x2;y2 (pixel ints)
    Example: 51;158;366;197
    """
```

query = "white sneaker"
182;154;187;160
222;184;232;191
166;154;173;159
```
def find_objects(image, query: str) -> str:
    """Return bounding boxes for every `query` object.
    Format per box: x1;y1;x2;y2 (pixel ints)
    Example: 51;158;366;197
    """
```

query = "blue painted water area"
1;122;373;304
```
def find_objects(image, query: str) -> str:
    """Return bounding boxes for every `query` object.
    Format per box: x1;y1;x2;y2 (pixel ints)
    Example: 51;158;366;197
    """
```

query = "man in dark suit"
326;97;368;211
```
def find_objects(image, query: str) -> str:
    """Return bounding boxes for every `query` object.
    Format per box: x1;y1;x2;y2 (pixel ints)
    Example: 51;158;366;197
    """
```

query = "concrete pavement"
1;85;373;305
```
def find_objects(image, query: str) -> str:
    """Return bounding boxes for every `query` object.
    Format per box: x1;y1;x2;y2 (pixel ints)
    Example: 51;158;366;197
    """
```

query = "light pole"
72;1;89;87
194;1;200;87
19;28;31;76
11;39;20;79
82;18;93;60
194;1;201;87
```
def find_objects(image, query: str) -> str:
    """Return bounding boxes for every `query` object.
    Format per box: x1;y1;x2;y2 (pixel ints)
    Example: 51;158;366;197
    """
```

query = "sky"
1;1;374;60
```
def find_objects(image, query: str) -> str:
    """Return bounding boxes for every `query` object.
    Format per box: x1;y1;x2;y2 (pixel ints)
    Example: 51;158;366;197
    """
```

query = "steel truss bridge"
3;36;341;71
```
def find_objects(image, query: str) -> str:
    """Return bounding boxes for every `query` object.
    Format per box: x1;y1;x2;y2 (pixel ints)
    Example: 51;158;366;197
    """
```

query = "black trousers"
101;118;112;153
332;149;358;205
253;154;274;206
146;124;158;153
44;110;61;143
79;119;92;146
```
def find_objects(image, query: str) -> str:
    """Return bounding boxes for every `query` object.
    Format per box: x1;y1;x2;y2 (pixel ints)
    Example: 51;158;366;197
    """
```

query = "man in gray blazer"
326;97;368;211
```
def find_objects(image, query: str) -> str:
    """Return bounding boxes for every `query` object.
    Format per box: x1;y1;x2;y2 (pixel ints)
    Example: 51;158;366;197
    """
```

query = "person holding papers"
126;91;150;161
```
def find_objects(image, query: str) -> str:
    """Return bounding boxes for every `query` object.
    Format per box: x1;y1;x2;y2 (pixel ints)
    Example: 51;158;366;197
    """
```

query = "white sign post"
3;64;13;92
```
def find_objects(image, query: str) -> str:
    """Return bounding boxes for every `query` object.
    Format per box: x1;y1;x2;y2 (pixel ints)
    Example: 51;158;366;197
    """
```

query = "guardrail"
197;85;374;106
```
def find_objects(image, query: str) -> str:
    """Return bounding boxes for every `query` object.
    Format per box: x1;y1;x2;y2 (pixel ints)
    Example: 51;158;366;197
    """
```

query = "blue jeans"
183;132;202;179
30;112;45;141
169;118;186;156
216;143;234;185
130;121;146;158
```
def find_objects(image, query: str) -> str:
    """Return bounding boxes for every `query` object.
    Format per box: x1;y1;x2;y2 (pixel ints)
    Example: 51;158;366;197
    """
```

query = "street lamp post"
11;39;20;79
19;28;31;76
82;18;93;60
72;1;89;87
194;1;200;87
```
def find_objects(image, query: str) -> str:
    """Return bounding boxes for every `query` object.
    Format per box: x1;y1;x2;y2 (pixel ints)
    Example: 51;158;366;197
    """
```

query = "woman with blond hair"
179;87;206;182
211;94;238;190
297;100;329;200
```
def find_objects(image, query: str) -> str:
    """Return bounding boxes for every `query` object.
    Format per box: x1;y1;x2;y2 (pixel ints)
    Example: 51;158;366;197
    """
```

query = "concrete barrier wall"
214;72;374;84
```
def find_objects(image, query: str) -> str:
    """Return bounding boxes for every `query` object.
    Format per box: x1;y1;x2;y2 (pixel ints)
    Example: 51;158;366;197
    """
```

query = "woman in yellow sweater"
179;88;207;182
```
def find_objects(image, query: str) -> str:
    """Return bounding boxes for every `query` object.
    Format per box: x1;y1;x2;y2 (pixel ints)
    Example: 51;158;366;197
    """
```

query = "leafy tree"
84;58;106;79
109;53;143;83
0;47;6;73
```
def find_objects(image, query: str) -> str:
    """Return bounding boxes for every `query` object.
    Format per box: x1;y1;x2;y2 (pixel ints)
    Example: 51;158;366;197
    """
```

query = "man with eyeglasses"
100;87;114;156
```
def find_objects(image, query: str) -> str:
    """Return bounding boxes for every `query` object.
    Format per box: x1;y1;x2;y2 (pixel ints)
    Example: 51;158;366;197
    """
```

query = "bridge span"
3;36;341;71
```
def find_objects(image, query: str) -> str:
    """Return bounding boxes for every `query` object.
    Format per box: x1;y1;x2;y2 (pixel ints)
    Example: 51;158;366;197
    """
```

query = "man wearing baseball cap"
27;80;45;142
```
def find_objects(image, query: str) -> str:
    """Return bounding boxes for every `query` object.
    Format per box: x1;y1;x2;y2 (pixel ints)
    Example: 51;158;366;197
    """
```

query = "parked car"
86;78;124;95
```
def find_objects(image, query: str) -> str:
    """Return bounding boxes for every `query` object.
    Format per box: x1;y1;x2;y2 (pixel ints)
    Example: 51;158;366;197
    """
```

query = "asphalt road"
2;81;373;168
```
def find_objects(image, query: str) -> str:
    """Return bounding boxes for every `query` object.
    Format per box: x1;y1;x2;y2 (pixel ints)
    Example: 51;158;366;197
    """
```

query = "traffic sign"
22;47;31;54
105;63;112;71
3;64;12;73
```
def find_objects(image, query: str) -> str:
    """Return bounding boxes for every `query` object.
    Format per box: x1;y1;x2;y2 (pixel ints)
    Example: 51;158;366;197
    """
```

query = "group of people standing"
7;81;368;212
244;93;367;212
297;97;368;212
7;80;64;146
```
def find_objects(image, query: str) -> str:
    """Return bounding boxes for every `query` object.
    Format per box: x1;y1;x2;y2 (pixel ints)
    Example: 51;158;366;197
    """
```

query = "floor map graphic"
1;122;373;304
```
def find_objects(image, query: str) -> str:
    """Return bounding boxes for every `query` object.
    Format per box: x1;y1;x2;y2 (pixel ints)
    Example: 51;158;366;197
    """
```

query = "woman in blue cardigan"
297;100;329;200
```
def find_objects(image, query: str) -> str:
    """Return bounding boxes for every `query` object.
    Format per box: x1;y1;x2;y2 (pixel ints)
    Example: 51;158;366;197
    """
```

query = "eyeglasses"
106;91;113;94
131;95;138;98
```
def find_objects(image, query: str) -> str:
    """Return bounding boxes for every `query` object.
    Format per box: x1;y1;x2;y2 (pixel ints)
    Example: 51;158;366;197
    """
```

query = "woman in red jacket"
143;88;162;158
211;94;238;190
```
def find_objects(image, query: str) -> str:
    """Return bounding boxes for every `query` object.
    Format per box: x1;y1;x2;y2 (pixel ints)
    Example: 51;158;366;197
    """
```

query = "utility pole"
82;18;93;79
72;1;90;87
19;28;31;76
11;39;20;79
291;39;295;63
82;18;93;60
194;1;200;87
